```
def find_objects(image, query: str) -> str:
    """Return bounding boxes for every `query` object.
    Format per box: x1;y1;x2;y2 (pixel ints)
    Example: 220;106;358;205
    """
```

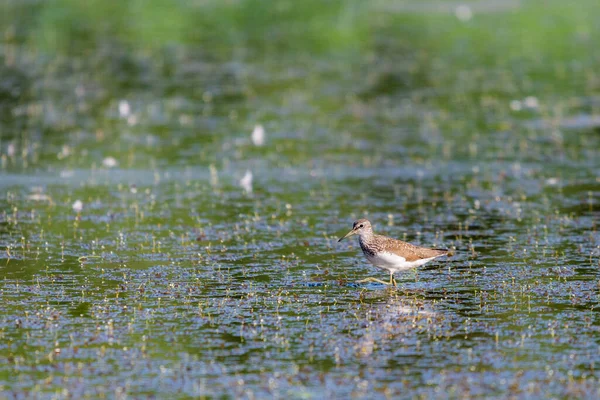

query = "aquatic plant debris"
251;124;265;146
455;4;473;21
72;199;83;212
240;169;253;194
102;156;119;168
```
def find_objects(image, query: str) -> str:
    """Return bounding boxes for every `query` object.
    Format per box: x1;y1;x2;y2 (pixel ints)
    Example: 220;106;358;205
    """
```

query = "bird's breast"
364;250;407;268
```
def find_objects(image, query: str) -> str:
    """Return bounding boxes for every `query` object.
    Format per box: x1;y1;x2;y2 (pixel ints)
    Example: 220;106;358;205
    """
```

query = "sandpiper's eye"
359;224;364;228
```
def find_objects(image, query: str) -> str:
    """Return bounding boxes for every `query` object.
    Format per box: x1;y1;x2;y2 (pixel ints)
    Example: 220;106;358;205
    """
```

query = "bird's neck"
358;229;374;245
358;230;377;256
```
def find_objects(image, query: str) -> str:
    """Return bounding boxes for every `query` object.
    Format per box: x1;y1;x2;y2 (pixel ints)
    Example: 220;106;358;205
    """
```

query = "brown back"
376;235;448;262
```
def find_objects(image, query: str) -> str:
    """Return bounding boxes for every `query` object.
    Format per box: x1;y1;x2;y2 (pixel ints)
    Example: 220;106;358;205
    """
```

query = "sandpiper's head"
338;218;372;242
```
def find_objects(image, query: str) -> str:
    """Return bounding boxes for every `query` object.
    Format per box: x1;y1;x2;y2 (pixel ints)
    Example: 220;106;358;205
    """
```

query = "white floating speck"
102;156;118;168
7;142;15;157
72;200;83;212
179;114;192;126
524;96;539;109
455;4;473;22
546;177;559;186
510;100;522;111
240;170;253;194
118;100;131;118
251;124;265;146
27;193;52;202
57;145;71;160
209;164;219;187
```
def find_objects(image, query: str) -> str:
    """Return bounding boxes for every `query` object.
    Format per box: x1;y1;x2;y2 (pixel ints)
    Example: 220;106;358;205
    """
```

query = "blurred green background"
2;0;598;165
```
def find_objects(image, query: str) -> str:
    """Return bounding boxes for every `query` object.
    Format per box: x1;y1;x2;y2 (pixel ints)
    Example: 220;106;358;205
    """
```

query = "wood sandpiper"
338;218;448;286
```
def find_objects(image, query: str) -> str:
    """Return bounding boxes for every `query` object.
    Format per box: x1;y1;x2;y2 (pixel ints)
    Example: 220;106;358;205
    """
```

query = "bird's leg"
389;272;397;287
357;277;391;286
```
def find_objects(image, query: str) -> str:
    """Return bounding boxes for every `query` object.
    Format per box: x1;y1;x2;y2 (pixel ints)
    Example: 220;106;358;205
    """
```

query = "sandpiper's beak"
338;229;356;242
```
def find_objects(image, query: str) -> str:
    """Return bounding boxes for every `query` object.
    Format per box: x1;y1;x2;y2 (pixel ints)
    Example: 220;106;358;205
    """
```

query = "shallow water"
1;0;600;398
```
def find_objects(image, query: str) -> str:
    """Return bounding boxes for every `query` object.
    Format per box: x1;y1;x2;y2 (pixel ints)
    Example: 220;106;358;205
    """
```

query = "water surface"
1;0;600;398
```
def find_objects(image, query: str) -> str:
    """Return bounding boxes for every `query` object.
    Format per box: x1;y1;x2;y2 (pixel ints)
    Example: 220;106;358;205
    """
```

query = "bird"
338;218;448;286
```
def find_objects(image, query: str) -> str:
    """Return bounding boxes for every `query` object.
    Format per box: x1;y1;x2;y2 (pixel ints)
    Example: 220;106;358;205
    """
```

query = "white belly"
365;251;438;273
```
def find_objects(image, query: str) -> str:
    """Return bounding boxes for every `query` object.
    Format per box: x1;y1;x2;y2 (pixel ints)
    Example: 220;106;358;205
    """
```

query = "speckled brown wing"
376;235;448;262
